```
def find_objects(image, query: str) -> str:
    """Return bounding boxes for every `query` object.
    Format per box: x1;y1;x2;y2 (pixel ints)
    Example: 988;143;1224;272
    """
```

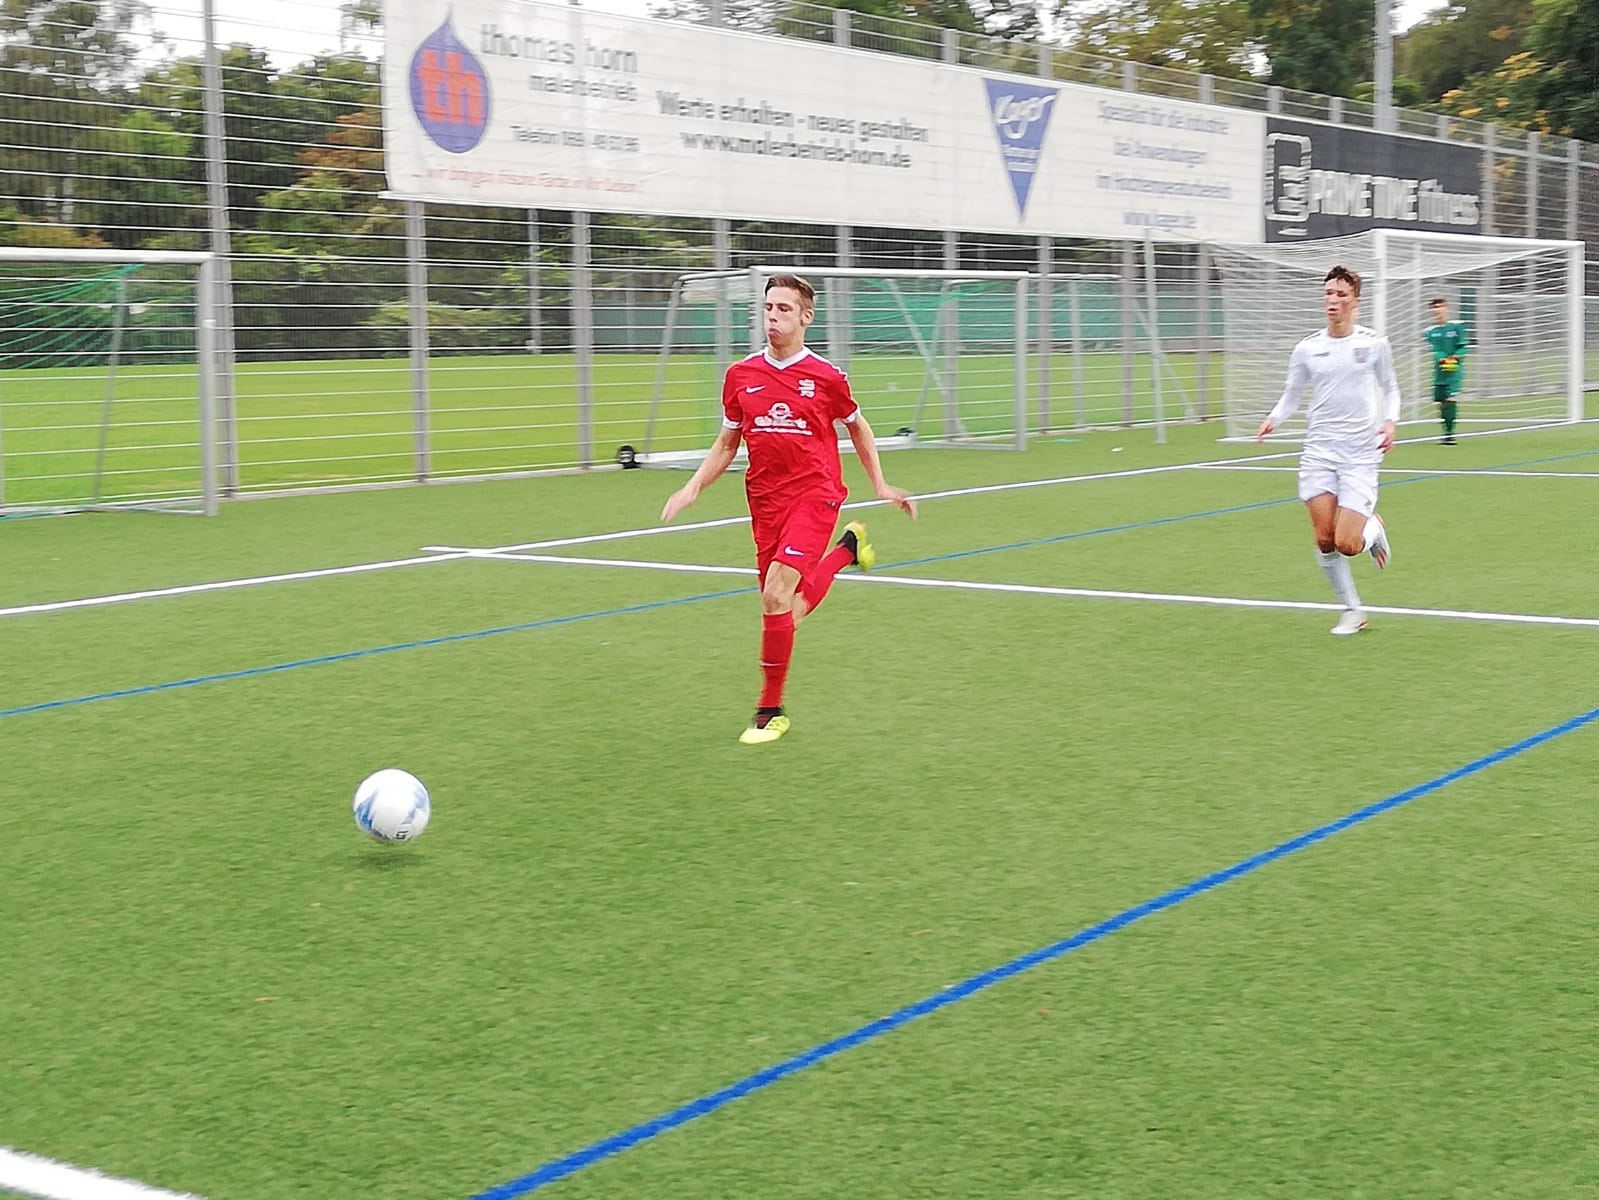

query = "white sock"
1317;549;1362;610
1361;514;1384;551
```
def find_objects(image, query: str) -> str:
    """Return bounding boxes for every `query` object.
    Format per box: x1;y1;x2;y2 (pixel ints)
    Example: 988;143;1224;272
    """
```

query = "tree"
1065;0;1258;78
1437;0;1599;141
1523;0;1599;142
0;0;152;224
650;0;1044;43
1247;0;1373;96
1397;0;1532;103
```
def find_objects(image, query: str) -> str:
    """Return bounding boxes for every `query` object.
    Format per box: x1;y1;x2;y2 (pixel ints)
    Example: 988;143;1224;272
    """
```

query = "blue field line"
464;699;1599;1200
9;445;1598;721
0;587;752;720
881;444;1599;573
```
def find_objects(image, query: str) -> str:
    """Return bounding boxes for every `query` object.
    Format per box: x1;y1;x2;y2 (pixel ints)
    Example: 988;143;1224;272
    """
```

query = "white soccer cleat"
1367;514;1391;570
1331;609;1368;637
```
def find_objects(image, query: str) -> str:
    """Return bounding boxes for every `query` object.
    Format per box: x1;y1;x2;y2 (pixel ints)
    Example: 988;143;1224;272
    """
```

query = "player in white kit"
1256;265;1396;636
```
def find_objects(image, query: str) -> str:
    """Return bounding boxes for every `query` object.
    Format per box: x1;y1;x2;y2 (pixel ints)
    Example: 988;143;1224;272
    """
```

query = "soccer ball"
1441;356;1460;373
352;768;431;843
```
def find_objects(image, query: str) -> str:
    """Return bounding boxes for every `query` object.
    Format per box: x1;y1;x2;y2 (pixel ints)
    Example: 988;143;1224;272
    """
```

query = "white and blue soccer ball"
352;768;431;843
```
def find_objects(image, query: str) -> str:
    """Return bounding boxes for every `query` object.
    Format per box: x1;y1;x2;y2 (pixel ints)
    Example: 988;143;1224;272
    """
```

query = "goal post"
0;247;219;517
636;265;1031;467
1206;230;1585;441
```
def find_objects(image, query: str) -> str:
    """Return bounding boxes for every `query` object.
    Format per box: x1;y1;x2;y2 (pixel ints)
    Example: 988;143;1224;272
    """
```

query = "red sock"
799;545;854;615
758;611;796;709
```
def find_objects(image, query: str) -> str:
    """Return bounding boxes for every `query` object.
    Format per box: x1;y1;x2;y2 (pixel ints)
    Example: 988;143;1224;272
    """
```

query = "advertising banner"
383;0;1264;241
1263;116;1484;241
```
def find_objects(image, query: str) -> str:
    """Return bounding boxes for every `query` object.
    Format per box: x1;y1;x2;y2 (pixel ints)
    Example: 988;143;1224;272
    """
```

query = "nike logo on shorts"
745;385;765;392
783;546;803;556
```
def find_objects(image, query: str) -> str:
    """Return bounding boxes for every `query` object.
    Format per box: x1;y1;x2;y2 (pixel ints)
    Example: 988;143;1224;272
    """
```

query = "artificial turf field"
2;419;1596;1199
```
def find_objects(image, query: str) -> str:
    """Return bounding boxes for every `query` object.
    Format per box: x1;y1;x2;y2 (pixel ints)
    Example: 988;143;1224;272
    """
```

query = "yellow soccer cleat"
739;708;790;745
839;520;875;571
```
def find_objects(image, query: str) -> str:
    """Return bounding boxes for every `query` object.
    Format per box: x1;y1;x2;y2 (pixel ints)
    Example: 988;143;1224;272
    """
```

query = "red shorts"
751;495;844;585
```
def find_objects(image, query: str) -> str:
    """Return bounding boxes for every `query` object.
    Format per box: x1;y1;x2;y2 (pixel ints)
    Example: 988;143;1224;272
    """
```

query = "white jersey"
1268;325;1401;466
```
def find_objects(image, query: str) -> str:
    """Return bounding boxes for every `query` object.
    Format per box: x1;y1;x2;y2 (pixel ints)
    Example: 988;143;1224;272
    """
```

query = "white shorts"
1297;459;1379;516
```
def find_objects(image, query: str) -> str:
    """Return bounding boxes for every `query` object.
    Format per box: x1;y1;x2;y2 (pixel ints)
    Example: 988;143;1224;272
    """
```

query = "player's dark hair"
1430;296;1447;306
1324;265;1362;297
764;273;816;309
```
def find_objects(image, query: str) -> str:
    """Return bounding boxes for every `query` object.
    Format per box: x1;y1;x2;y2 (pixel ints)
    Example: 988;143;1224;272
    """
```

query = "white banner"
383;0;1264;241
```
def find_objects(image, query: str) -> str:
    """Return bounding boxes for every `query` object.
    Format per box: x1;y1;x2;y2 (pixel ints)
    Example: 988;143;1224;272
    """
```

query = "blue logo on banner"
410;15;491;153
983;78;1058;217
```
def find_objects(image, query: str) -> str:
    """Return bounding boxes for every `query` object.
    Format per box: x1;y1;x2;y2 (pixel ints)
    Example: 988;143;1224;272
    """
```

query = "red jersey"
721;347;859;511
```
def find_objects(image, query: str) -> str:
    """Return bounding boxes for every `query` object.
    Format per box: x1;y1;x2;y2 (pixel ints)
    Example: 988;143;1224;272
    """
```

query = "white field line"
463;445;1312;557
0;1147;204;1200
0;451;1298;621
5;419;1594;621
476;550;1599;630
1192;464;1599;480
0;552;473;619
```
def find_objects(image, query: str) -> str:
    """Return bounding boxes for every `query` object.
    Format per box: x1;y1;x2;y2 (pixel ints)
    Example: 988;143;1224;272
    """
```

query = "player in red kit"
660;273;918;744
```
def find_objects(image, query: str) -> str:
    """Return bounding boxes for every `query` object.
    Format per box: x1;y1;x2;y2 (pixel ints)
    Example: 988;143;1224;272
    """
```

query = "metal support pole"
1068;278;1085;427
404;201;430;481
832;224;853;372
197;256;219;515
942;230;961;439
201;0;238;493
1143;233;1165;444
1526;131;1540;239
1196;243;1211;421
1481;123;1497;235
713;217;733;379
1480;125;1498;397
573;210;595;466
1568;139;1581;242
1526;132;1540;389
1566;243;1585;421
1012;276;1028;450
1374;0;1394;133
526;210;542;354
91;274;129;503
1037;236;1051;431
1120;240;1136;426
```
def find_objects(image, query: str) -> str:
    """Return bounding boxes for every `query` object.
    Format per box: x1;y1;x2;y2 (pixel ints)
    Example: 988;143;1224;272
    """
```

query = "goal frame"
1368;230;1586;425
639;265;1032;468
1207;229;1585;442
0;246;220;516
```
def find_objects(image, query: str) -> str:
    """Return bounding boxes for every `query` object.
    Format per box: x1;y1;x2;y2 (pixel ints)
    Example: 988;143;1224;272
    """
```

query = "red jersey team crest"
721;348;859;511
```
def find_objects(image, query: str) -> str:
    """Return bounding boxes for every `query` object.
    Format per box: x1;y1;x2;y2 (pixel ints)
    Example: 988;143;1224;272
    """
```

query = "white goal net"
635;266;1031;466
0;248;218;516
1207;230;1584;440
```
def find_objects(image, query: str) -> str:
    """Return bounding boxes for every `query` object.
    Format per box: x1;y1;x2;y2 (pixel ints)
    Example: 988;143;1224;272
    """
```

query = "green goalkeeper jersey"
1425;320;1469;392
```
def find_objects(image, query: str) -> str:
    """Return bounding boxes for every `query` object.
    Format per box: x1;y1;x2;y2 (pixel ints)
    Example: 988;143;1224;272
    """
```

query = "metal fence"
1;0;1595;492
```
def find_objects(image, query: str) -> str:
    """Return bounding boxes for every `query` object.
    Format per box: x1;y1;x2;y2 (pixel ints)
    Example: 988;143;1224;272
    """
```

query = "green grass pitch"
3;347;1581;507
1;419;1597;1199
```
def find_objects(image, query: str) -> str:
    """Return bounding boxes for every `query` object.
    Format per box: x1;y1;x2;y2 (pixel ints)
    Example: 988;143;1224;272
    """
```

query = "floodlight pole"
1374;0;1395;133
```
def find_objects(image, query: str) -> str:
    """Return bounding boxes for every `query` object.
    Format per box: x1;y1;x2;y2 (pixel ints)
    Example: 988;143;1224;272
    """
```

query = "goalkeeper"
1425;296;1469;444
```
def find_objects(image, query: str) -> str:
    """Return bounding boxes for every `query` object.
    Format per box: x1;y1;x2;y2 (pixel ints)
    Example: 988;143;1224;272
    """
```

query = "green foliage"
0;203;107;246
365;299;524;350
1397;0;1532;103
1067;0;1258;78
1246;0;1373;95
1436;0;1598;139
1523;0;1599;141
